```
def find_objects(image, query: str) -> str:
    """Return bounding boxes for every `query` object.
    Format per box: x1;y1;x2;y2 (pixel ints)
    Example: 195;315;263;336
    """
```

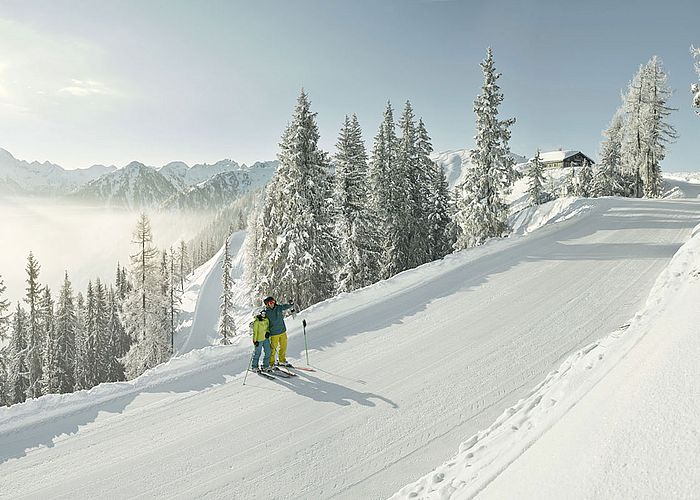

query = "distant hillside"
162;163;277;210
432;149;528;189
72;161;179;209
0;147;279;210
0;148;116;196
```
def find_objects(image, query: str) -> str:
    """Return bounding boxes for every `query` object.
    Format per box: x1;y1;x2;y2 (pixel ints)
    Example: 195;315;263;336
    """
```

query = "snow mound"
509;197;591;236
391;221;700;500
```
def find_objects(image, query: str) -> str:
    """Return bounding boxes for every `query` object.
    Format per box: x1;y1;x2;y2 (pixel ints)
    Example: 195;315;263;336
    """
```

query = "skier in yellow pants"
263;296;295;367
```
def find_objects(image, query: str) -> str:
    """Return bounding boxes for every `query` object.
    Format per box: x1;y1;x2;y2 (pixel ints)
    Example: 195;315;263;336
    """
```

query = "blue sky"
0;0;698;170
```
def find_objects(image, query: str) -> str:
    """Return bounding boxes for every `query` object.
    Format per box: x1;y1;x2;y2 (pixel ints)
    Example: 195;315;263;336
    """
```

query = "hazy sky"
0;0;699;170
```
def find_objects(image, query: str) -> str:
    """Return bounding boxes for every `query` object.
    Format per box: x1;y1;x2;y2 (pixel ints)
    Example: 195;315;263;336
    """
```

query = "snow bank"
509;197;591;236
390;221;700;500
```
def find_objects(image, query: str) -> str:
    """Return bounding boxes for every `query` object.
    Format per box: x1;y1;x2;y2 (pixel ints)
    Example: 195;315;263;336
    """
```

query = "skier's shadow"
274;372;398;409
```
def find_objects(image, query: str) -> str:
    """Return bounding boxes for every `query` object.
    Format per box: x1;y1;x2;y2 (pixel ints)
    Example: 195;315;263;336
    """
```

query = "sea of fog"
0;197;213;306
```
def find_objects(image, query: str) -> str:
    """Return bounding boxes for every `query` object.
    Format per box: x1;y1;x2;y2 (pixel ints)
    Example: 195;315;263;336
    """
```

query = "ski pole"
243;346;256;386
302;319;309;365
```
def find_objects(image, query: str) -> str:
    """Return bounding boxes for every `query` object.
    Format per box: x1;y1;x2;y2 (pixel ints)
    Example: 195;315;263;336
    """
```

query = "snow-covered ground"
2;194;699;499
174;229;251;354
392;218;700;499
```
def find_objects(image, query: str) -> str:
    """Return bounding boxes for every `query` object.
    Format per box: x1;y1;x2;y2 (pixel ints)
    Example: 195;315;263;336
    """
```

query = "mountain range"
0;148;278;210
1;145;531;209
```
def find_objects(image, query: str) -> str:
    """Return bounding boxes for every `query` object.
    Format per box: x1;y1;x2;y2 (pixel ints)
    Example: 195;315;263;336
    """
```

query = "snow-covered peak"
432;149;527;189
0;148;17;161
0;147;117;196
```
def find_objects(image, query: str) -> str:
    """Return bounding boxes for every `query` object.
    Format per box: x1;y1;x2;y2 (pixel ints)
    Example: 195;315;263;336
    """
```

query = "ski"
255;370;275;380
289;365;315;372
276;367;298;377
271;368;294;378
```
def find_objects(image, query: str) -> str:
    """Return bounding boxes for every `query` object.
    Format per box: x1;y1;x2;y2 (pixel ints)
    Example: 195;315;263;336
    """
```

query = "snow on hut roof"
535;150;595;164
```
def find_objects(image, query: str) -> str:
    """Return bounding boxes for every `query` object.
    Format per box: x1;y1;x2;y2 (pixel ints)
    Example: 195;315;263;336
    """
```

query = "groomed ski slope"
393;219;700;499
1;197;699;499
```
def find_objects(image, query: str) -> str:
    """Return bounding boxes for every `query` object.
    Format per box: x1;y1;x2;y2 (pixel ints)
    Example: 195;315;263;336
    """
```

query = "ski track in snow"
1;197;699;499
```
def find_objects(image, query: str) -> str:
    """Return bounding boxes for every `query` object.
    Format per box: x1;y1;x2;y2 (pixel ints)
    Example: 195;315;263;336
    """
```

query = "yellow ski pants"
269;332;288;366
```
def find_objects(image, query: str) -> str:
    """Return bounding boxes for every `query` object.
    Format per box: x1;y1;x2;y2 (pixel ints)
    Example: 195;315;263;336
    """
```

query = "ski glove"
254;341;259;347
265;332;270;338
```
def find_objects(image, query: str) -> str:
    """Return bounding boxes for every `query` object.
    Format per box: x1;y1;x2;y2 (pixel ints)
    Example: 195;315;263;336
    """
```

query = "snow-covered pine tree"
0;275;10;405
92;279;110;385
418;119;452;260
576;159;593;198
454;48;516;249
73;292;88;390
115;263;123;299
693;46;700;114
176;240;189;294
24;252;43;400
38;285;55;394
593;109;626;197
367;101;399;280
167;247;181;353
8;305;29;404
247;90;335;309
123;213;170;379
44;272;77;394
332;114;378;292
218;237;236;344
641;56;677;198
396;101;425;270
563;165;576;197
527;150;546;205
0;274;9;339
105;286;126;382
83;280;97;386
621;62;647;198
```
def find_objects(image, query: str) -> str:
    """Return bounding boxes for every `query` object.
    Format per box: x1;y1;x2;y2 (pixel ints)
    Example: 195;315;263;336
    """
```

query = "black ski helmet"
263;296;275;306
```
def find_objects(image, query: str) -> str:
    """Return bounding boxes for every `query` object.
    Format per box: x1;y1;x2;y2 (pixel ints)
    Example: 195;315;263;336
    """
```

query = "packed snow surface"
1;197;699;499
394;218;700;500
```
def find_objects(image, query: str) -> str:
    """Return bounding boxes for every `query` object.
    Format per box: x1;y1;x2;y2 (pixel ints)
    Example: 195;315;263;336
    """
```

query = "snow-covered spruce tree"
73;292;88;390
218;237;236;344
247;90;335;309
105;287;126;382
527;150;546;205
418;119;452;260
44;272;76;394
593;109;626;197
641;57;677;198
367;101;399;280
563;165;576;197
167;247;181;353
93;279;110;385
693;46;700;114
83;281;97;386
123;213;169;379
0;275;10;405
454;48;517;249
115;262;131;302
8;305;30;404
0;275;9;338
24;252;43;400
397;101;427;270
576;160;593;198
176;240;189;294
38;285;55;394
333;114;379;292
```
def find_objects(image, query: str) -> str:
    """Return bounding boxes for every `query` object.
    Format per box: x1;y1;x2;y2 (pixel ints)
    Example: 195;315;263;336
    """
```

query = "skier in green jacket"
251;310;272;372
263;296;295;368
